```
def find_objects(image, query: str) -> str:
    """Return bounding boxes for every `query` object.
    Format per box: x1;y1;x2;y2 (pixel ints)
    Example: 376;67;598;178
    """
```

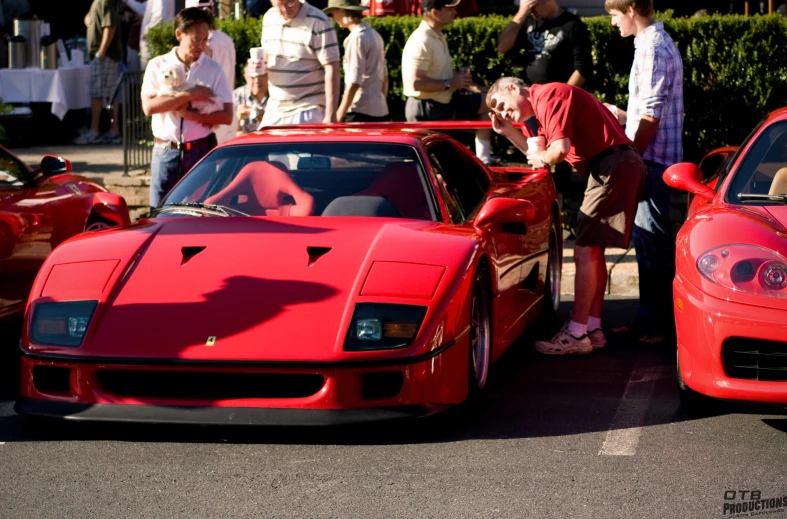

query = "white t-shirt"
207;29;237;143
139;0;175;68
141;48;233;142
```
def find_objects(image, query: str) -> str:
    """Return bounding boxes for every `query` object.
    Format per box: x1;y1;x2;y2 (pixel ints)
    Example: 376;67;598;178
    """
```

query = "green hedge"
147;13;787;162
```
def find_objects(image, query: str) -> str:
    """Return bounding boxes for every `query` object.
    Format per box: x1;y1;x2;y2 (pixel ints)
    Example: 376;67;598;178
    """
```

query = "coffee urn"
8;35;26;69
40;36;57;69
14;19;43;68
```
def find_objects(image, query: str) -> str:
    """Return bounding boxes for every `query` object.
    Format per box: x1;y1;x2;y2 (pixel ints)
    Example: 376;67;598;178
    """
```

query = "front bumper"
16;334;469;425
675;275;787;405
15;398;447;425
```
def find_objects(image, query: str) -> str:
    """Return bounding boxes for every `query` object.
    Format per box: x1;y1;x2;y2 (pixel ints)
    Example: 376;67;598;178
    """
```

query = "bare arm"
284;182;315;216
566;70;586;88
96;26;116;58
527;138;571;168
632;116;660;155
177;103;234;126
323;61;340;123
142;85;215;116
337;83;360;122
412;67;470;93
497;0;537;53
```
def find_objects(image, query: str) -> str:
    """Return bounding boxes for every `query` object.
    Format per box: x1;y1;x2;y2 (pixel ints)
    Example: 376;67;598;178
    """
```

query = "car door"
425;139;528;341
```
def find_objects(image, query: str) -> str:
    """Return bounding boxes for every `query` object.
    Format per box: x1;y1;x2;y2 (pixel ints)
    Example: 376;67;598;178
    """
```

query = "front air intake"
722;337;787;381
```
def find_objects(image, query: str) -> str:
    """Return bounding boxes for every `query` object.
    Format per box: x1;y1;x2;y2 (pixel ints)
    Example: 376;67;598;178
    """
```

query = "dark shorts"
344;112;391;123
576;147;646;249
404;91;482;122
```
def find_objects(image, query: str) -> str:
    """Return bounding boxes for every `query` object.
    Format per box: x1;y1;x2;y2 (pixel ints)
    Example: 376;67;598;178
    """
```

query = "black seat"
321;196;401;217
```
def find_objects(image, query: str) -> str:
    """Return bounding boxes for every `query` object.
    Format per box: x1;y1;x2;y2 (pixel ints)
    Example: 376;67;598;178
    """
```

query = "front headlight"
696;245;787;298
344;303;427;351
30;301;98;347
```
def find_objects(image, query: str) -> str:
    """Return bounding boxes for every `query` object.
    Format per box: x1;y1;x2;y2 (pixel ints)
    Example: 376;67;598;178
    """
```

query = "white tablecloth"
0;66;91;120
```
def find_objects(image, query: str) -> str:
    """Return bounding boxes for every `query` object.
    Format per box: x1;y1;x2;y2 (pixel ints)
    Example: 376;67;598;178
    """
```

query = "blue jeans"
631;160;676;332
149;137;215;209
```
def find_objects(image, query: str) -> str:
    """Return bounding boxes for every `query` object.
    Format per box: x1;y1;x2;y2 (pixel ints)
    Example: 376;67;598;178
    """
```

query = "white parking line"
599;353;663;456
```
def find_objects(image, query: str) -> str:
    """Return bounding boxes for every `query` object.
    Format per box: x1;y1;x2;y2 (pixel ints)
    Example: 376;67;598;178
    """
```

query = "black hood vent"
181;246;207;265
307;246;332;266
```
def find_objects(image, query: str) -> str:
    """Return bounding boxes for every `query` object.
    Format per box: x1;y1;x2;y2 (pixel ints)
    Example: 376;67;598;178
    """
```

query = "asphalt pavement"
1;299;786;518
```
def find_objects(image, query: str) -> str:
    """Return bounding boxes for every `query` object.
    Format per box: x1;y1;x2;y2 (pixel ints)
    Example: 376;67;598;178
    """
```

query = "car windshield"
727;120;787;204
159;142;434;220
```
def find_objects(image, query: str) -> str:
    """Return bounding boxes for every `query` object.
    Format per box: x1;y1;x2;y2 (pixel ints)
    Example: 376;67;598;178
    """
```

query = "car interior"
164;143;436;220
732;121;787;197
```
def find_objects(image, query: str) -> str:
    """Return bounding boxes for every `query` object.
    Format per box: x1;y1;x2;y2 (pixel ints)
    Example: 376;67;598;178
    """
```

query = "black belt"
587;144;638;175
155;133;217;151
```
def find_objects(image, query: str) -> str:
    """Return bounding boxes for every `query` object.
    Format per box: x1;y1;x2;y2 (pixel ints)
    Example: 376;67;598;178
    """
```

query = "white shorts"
260;107;325;128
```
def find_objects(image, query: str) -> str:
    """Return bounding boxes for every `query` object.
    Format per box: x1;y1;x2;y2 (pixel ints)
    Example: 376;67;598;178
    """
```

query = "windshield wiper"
737;193;787;204
154;202;249;217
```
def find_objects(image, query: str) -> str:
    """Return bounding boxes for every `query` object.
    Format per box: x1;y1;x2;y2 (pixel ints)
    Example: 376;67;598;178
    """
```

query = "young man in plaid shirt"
605;0;684;343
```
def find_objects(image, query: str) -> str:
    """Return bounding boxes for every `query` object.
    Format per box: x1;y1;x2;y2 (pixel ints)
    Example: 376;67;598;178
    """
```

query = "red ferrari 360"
0;146;130;321
664;107;787;413
16;123;562;425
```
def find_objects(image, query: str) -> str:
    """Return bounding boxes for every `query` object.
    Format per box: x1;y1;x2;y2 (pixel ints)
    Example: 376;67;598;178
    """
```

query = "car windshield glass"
727;120;787;204
160;142;434;220
0;149;30;186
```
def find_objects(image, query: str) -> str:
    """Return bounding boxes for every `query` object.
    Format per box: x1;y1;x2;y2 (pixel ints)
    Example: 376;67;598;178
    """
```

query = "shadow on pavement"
1;299;784;446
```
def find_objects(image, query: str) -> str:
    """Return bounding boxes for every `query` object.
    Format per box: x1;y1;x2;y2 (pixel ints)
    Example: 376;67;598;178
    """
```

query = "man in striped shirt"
605;0;684;343
260;0;341;125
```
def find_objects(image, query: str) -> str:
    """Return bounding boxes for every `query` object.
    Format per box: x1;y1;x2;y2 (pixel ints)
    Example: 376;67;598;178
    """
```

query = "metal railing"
108;71;152;177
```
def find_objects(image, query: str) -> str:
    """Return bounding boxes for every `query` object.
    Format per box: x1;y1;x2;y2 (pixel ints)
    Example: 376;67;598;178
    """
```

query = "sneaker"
73;130;102;145
588;328;607;350
101;130;122;144
535;328;593;355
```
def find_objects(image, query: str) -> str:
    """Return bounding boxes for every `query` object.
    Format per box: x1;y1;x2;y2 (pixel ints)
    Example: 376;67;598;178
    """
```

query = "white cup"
249;47;264;61
527;136;546;152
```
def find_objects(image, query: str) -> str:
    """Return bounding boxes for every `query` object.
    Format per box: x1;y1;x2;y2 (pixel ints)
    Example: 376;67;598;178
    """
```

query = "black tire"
467;267;492;396
542;215;561;317
677;352;721;417
84;214;117;232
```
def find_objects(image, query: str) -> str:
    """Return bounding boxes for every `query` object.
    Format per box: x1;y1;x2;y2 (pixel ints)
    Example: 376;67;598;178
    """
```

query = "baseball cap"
421;0;460;11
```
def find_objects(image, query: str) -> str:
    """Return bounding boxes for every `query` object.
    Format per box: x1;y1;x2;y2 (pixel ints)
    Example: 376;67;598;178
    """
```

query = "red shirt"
529;83;632;175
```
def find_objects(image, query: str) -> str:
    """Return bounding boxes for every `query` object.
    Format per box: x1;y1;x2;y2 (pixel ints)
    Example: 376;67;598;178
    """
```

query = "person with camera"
234;57;268;134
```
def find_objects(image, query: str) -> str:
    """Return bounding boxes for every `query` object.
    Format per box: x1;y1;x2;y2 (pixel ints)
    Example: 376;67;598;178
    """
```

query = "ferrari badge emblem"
206;336;217;346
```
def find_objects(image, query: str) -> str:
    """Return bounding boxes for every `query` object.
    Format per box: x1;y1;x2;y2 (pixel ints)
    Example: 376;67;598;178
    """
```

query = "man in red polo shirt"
487;78;646;355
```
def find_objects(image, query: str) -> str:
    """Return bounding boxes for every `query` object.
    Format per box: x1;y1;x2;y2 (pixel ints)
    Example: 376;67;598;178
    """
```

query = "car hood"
64;217;476;361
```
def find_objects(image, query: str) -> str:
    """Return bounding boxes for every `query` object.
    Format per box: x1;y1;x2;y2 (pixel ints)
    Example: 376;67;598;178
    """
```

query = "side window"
0;149;30;187
427;141;486;218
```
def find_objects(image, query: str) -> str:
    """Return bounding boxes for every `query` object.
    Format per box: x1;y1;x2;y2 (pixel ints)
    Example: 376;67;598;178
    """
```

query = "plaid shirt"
626;22;684;166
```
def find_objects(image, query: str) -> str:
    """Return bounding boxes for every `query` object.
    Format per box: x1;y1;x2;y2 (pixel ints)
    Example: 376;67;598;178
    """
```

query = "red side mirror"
40;155;72;176
663;163;715;202
474;198;535;231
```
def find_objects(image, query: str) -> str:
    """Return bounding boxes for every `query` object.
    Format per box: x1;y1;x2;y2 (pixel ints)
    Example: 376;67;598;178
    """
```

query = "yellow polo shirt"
402;21;454;104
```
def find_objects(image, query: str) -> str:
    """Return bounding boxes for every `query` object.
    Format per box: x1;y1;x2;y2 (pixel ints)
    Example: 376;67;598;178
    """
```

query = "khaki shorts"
576;147;646;249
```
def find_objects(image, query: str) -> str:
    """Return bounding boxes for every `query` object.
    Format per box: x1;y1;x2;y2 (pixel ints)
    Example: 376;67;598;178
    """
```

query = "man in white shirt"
137;0;175;69
185;0;237;142
141;7;233;209
260;0;340;125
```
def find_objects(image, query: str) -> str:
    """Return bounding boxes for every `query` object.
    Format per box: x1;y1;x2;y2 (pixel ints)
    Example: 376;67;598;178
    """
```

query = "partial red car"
16;122;562;425
664;107;787;413
0;146;130;321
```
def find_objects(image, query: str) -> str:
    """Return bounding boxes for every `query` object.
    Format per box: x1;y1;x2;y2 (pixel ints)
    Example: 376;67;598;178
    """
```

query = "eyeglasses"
272;0;299;10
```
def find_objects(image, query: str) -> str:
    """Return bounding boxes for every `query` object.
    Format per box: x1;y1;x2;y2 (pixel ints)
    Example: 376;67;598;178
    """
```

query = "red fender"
90;192;131;226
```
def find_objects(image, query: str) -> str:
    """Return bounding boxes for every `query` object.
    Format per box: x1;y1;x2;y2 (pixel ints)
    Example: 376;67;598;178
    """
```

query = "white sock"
587;316;602;331
475;136;492;163
567;320;587;337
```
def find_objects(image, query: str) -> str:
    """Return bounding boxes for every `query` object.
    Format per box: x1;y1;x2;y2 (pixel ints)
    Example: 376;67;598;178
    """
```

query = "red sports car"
664;107;787;413
16;123;562;425
0;146;130;321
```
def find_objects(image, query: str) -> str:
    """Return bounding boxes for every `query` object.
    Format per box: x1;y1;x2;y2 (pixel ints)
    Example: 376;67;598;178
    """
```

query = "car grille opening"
722;337;787;381
33;366;72;394
96;370;325;400
360;372;404;400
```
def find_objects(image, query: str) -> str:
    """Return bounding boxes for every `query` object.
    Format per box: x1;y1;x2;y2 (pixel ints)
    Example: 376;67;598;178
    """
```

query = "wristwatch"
443;79;451;91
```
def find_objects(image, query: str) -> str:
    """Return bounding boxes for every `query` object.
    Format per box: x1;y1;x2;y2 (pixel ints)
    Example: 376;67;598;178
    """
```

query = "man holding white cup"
487;79;646;355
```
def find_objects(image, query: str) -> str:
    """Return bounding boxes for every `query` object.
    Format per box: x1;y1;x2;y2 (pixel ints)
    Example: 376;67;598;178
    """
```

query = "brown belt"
155;133;217;151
